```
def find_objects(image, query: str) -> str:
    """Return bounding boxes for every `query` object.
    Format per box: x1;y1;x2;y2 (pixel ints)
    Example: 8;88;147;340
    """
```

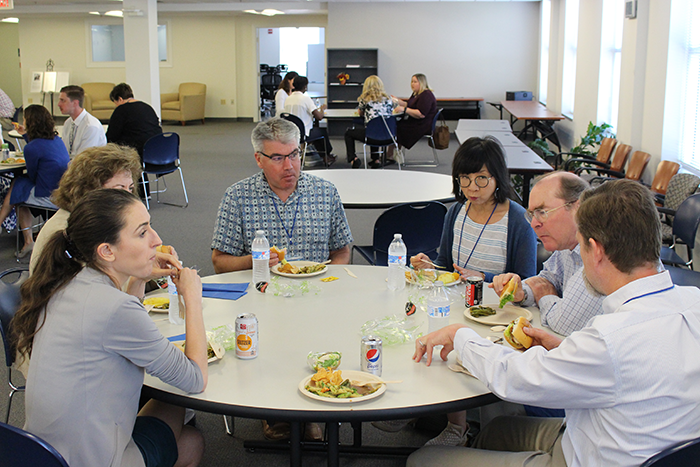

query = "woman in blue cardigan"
0;105;69;258
408;136;537;446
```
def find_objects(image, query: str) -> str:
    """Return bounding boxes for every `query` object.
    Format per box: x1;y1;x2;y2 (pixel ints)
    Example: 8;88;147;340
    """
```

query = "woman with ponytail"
13;189;208;467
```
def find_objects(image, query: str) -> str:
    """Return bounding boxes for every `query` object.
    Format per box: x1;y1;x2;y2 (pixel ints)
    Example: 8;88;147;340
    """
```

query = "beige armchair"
161;83;206;126
81;82;116;121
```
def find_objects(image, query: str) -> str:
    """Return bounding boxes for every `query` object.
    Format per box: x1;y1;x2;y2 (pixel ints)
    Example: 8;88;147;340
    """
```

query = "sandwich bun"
271;245;287;263
156;245;171;254
503;317;533;350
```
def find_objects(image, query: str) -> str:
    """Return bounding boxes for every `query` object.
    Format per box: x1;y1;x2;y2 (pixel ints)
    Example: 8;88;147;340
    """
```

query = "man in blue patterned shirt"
211;118;352;274
492;171;605;337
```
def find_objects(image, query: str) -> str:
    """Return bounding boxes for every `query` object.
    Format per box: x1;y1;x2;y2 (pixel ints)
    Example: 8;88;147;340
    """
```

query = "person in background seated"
283;75;337;166
376;136;536;446
211;117;353;441
0;87;16;131
393;73;438;160
344;75;398;169
29;143;141;274
275;71;299;117
14;189;207;467
409;179;700;467
0;105;70;258
57;85;107;157
106;83;163;197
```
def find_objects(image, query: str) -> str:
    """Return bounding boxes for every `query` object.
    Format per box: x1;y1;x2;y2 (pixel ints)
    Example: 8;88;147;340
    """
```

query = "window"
679;0;700;168
561;0;580;118
538;0;551;105
597;0;625;130
87;20;169;67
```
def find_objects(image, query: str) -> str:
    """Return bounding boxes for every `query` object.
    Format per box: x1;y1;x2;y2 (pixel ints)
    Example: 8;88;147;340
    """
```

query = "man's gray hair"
251;117;300;152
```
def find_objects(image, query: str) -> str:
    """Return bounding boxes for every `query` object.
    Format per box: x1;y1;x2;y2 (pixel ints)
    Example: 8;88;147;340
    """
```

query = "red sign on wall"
268;29;273;34
0;0;14;9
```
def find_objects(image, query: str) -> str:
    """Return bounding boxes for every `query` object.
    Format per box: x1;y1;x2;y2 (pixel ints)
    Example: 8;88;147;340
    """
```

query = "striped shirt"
451;208;508;275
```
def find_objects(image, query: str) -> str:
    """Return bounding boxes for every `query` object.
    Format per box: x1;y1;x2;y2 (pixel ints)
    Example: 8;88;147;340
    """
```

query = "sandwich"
503;317;533;350
271;245;287;264
156;245;171;254
499;276;519;308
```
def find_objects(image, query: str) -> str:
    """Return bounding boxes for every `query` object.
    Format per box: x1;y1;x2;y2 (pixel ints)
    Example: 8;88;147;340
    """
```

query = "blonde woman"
344;75;397;168
394;73;438;151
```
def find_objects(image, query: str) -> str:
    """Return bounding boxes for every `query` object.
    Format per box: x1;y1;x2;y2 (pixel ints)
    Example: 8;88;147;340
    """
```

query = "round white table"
143;264;541;466
311;169;455;209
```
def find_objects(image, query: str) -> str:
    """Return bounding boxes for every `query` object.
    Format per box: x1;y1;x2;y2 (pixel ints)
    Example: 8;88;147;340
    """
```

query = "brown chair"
81;82;116;121
561;137;617;171
589;150;651;186
574;143;631;179
650;161;681;198
161;83;206;126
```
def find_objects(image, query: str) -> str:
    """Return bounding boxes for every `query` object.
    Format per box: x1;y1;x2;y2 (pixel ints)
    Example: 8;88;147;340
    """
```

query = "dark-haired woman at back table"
390;73;438;163
275;71;299;117
0;104;69;258
15;189;207;467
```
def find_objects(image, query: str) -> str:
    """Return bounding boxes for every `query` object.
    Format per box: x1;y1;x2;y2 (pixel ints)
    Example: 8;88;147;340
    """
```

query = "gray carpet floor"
0;119;460;466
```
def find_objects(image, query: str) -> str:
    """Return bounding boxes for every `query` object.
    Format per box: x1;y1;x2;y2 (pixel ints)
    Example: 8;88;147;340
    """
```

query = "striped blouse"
451;208;508;275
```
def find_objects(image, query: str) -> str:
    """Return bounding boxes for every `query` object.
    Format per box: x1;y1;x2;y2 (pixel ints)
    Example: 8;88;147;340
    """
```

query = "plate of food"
0;156;26;168
172;339;225;364
463;303;533;326
271;260;327;278
405;269;461;288
143;292;169;313
299;368;386;403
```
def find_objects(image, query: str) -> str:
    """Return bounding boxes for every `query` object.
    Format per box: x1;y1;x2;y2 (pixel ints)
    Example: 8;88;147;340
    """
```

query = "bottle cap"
394;233;402;239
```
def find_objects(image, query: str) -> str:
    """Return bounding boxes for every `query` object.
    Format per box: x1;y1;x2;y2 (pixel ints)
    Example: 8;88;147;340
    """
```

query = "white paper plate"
143;291;169;313
271;261;327;278
405;269;461;288
463;304;533;326
299;370;387;404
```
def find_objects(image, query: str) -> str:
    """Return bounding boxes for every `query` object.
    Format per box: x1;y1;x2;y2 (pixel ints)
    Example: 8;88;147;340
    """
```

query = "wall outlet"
220;99;226;105
28;98;33;103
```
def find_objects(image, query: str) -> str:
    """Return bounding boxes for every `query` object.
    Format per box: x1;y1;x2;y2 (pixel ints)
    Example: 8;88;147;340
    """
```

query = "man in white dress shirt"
410;179;700;467
57;85;106;157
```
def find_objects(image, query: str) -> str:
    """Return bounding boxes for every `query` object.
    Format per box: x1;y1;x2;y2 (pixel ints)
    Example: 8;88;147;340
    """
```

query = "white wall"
327;2;540;118
259;28;280;68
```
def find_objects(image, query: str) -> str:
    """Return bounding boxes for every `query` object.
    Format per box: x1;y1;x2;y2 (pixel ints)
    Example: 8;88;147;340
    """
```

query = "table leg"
327;421;340;467
522;174;533;207
290;421;303;467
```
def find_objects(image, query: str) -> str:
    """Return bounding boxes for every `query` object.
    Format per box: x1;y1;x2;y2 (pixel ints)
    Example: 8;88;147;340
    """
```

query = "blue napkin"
167;333;186;342
200;282;249;300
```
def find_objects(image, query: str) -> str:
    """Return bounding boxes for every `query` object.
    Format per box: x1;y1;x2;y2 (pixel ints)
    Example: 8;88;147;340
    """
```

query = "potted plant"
555;122;615;169
337;73;349;85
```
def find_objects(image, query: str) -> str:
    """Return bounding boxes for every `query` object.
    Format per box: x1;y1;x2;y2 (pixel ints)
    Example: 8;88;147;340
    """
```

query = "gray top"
24;267;204;467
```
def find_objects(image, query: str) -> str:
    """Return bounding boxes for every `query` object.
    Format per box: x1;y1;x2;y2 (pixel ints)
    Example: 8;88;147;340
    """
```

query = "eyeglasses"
456;175;492;188
525;201;575;223
257;148;301;164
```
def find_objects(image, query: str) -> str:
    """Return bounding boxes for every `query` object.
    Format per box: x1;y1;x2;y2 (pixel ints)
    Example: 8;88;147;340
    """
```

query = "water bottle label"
428;305;450;318
388;254;405;265
252;250;270;260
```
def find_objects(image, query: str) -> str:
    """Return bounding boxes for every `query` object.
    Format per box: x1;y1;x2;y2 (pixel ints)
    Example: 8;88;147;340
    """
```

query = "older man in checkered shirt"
492;171;605;337
0;88;16;131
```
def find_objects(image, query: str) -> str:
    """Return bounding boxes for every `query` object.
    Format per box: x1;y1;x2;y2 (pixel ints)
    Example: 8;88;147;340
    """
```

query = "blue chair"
280;112;330;169
640;437;700;466
141;132;188;210
351;201;447;266
659;193;700;269
0;267;27;424
0;421;69;467
362;115;401;170
402;108;443;168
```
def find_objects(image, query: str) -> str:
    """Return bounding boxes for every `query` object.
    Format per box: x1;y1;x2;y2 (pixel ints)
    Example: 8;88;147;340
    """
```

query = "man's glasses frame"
257;147;302;164
525;201;575;223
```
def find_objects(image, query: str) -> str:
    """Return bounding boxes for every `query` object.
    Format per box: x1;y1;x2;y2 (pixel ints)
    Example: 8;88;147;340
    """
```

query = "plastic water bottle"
1;143;9;161
168;274;184;325
427;281;451;333
387;233;407;291
251;230;271;290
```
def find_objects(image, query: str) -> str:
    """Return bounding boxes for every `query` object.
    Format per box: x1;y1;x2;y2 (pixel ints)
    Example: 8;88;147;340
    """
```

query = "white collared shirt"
62;109;107;157
455;270;700;467
283;91;317;136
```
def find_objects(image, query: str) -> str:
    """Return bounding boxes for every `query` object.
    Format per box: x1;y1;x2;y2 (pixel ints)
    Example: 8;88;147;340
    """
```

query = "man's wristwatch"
515;286;528;305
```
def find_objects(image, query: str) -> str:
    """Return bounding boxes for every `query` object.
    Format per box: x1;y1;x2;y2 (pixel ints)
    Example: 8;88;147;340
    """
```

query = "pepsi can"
361;336;382;376
235;313;258;359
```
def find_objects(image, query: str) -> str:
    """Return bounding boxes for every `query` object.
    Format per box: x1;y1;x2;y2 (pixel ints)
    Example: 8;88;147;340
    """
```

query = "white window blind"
597;0;624;130
680;0;700;168
561;0;580;118
539;0;551;105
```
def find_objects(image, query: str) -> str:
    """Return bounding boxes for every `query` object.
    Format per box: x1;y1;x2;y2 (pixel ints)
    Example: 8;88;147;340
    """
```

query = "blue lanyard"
271;195;301;249
456;202;498;269
621;284;675;306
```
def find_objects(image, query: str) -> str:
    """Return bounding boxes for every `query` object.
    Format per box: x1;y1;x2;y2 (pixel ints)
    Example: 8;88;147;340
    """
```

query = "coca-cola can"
360;336;382;376
235;313;258;359
465;276;484;307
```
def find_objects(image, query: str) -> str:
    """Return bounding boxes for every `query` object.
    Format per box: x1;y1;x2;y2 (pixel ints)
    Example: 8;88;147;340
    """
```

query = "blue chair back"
371;201;447;266
143;132;180;167
640;437;700;466
280;113;306;145
0;421;69;467
365;115;397;144
673;193;700;246
0;268;23;368
430;108;443;134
